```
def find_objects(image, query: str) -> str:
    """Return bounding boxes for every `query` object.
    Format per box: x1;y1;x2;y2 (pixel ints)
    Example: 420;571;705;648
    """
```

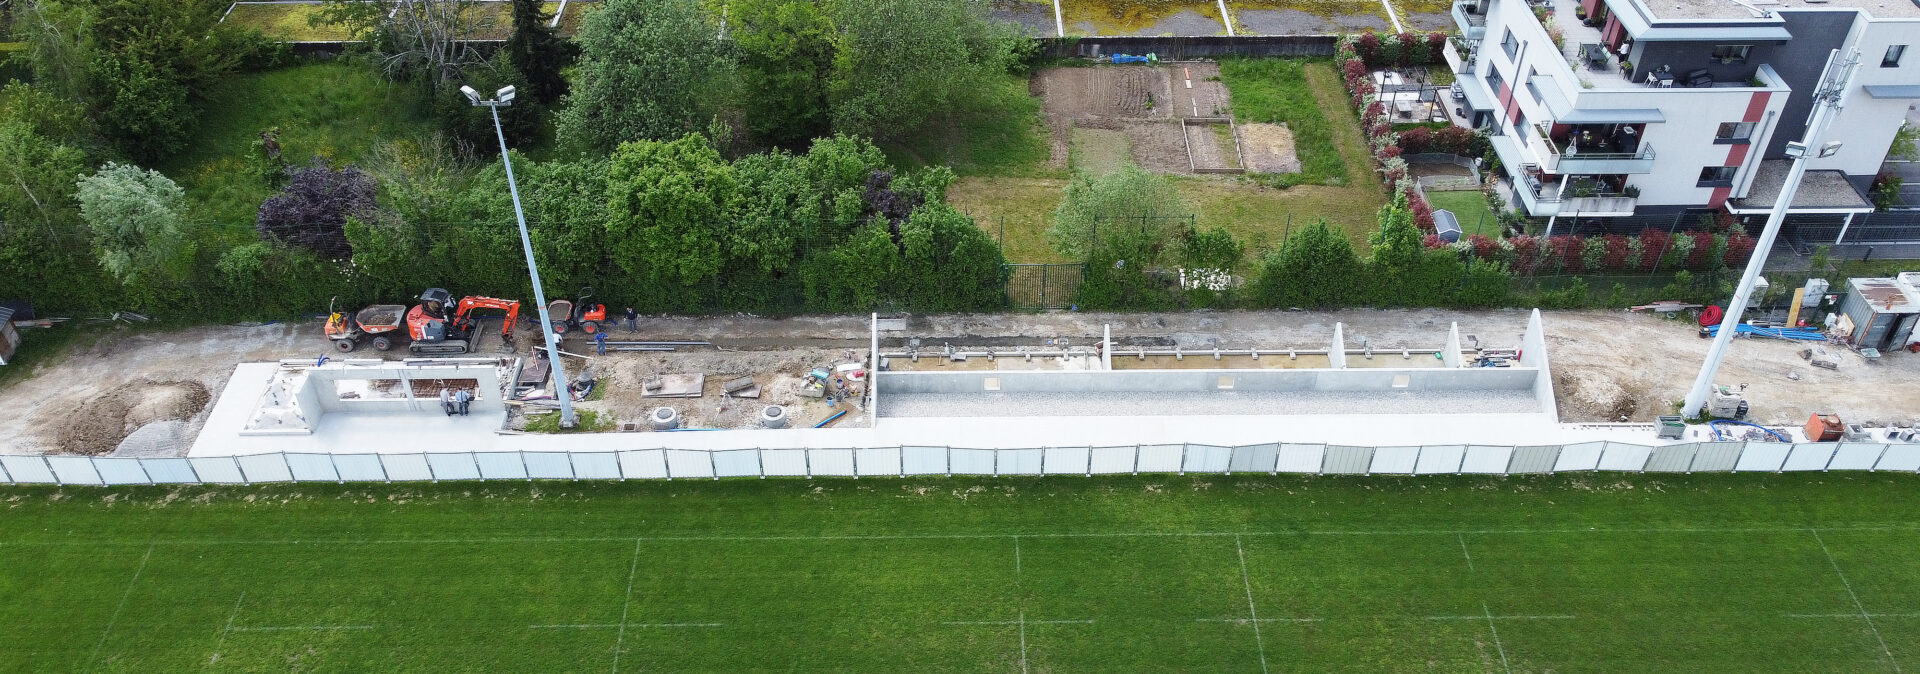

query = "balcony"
1452;0;1487;41
1545;140;1655;175
1513;174;1638;217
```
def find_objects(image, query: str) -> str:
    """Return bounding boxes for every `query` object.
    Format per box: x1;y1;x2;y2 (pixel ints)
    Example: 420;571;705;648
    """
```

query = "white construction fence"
3;441;1918;485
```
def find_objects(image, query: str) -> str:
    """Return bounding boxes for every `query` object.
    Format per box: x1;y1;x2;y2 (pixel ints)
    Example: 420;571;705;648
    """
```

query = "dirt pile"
55;380;211;456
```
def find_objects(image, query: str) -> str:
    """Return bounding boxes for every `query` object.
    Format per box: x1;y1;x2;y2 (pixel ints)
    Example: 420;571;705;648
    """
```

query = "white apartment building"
1451;0;1919;220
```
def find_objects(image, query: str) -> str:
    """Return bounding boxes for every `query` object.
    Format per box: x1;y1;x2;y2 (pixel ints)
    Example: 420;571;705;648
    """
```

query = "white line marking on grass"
1234;535;1270;674
210;590;246;662
1482;603;1512;674
228;625;375;632
1458;533;1475;572
1811;529;1901;673
1019;610;1028;674
1198;617;1324;623
1427;614;1574;621
943;620;1094;626
531;623;723;629
83;542;153;673
1788;613;1920;619
1013;535;1021;575
610;538;643;674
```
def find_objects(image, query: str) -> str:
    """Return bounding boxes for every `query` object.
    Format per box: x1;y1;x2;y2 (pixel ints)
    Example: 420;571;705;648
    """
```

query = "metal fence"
3;441;1916;485
1006;264;1085;310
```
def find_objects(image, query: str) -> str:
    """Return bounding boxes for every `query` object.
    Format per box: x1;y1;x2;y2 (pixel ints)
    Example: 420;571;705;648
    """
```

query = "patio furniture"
1684;68;1713;87
1580;44;1608;70
1647;70;1674;87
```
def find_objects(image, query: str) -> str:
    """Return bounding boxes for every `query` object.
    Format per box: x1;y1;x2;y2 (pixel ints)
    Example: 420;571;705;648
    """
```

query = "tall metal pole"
1683;50;1858;418
479;96;575;428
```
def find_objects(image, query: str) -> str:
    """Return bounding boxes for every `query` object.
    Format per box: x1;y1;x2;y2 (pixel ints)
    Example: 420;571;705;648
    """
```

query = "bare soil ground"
1238;122;1301;174
6;310;1918;454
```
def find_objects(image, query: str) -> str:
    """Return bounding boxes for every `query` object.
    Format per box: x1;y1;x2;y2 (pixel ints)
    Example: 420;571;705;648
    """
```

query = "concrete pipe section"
760;405;789;429
650;406;681;431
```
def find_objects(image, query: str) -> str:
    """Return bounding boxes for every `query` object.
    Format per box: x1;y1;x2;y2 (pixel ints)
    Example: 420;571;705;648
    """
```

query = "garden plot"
1182;119;1245;173
1040;64;1291;176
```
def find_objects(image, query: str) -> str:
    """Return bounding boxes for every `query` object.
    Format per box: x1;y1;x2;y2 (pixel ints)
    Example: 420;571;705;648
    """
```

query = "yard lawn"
4;474;1919;672
159;63;434;235
1425;189;1502;237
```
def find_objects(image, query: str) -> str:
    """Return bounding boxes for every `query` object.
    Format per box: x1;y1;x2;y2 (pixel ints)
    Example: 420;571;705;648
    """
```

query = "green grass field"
5;474;1919;672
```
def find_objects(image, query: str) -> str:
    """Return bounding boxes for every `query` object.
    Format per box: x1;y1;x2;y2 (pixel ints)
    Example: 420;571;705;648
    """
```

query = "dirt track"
3;310;1917;455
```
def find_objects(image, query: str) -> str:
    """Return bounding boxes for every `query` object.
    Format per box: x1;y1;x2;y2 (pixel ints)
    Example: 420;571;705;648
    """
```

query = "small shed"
0;306;18;366
1433;209;1463;243
1837;277;1920;351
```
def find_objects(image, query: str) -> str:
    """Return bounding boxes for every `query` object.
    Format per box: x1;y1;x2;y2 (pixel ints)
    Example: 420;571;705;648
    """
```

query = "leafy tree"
557;0;734;152
1075;224;1175;311
896;202;1006;311
84;0;251;160
1250;220;1362;308
1047;164;1189;260
732;0;836;149
823;0;1022;141
256;159;380;260
74;161;191;285
829;0;1029;141
506;0;577;104
1366;195;1427;305
803;223;898;312
0;111;106;314
605;134;738;307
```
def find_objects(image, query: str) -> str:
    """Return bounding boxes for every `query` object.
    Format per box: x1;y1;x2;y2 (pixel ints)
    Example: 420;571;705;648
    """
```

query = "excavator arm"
454;296;519;341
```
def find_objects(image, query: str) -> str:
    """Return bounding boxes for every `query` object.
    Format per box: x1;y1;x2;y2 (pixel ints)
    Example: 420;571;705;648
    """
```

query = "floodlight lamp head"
1785;141;1808;158
496;85;516;103
459;85;482;104
1817;140;1843;158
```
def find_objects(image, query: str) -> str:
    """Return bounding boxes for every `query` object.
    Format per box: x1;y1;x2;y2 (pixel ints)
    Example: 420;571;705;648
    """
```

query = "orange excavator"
405;287;520;355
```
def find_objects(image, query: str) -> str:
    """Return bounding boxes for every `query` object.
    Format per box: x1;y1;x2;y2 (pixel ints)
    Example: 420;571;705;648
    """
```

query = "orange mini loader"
405;288;520;355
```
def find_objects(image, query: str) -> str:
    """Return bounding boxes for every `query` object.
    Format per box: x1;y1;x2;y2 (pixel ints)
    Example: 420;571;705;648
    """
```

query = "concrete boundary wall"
3;441;1917;485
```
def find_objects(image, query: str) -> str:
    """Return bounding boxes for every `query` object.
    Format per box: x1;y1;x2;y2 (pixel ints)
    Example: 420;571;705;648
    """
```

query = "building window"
1697;166;1738;187
1885;45;1907;68
1485;66;1504;96
1513;110;1528;138
1503;32;1519;60
1715;122;1755;144
1711;45;1751;64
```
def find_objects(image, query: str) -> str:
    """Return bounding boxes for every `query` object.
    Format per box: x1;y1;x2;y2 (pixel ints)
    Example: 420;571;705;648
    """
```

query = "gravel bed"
880;389;1540;418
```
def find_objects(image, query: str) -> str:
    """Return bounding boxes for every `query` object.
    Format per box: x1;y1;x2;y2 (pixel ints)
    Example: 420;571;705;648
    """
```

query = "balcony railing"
1452;0;1487;40
1544;140;1655;174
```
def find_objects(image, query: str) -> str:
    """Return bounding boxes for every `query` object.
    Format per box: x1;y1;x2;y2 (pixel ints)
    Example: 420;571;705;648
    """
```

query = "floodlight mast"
463;84;576;428
1681;49;1859;418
